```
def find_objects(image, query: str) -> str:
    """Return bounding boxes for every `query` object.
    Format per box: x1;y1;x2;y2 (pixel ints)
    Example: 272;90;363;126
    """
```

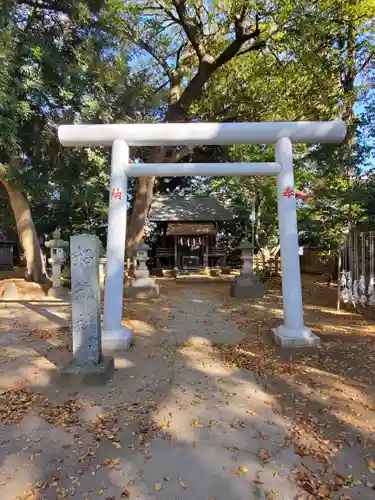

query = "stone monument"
45;229;69;298
230;239;265;298
126;241;159;298
59;234;113;383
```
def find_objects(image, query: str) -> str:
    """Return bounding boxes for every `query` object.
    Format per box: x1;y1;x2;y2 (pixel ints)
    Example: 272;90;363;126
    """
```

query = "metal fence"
338;231;375;309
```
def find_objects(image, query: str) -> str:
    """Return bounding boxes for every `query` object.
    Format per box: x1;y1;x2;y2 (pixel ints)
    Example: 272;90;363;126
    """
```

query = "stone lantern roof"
45;229;69;249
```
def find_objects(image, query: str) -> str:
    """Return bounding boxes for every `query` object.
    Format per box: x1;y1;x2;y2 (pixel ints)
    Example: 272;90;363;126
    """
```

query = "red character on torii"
111;188;122;200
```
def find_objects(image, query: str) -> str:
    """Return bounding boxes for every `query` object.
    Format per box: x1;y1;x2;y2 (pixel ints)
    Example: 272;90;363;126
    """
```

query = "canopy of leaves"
0;0;374;255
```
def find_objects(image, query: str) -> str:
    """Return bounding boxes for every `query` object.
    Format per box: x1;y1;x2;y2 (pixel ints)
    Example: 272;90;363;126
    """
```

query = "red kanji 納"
111;188;122;200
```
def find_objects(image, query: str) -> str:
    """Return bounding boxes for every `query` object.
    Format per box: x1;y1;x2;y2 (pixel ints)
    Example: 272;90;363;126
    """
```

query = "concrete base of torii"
272;325;320;347
102;327;133;350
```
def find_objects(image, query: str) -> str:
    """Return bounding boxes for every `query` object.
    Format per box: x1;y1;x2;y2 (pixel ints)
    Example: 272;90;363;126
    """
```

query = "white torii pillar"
59;121;346;348
102;139;132;347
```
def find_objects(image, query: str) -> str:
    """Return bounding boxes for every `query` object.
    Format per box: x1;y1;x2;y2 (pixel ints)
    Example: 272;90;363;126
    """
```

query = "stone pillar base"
272;325;320;347
151;268;164;277
210;268;221;277
163;269;177;278
48;287;70;300
221;266;231;274
102;326;133;350
230;274;265;298
58;356;114;385
125;278;160;298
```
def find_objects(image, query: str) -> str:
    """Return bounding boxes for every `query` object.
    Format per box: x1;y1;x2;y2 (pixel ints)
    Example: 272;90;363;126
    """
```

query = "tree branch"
163;146;192;163
172;0;205;60
175;42;187;69
214;14;261;68
152;1;180;24
236;40;266;57
154;80;169;94
125;30;171;78
357;52;374;76
17;0;69;13
167;14;264;120
262;46;284;66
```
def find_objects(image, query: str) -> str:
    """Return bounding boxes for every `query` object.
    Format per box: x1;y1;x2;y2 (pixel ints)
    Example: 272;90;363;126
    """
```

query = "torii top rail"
58;121;346;348
59;121;345;147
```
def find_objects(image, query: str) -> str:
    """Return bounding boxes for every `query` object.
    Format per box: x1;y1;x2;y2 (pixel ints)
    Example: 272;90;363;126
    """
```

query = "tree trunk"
126;176;155;254
0;178;48;283
126;14;263;251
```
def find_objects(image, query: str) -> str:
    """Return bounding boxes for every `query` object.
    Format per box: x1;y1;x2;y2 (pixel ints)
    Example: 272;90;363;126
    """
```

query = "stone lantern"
230;238;265;298
99;257;106;286
134;241;149;277
239;239;254;275
97;241;106;287
125;240;159;298
45;229;69;297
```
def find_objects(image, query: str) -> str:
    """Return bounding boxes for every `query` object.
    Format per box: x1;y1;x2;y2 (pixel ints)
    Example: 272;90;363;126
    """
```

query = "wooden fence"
253;247;336;277
299;247;335;275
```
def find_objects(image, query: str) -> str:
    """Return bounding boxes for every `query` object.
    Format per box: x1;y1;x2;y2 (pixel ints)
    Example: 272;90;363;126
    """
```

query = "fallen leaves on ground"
266;490;279;500
87;412;121;443
258;448;273;460
14;482;48;500
103;458;121;470
179;477;186;489
154;481;162;491
212;276;375;384
0;388;83;427
123;297;171;332
207;275;375;498
365;456;375;471
4;275;375;499
0;387;154;454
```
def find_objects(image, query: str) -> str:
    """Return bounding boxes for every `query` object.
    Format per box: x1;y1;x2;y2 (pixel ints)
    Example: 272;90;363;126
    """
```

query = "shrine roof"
148;195;234;222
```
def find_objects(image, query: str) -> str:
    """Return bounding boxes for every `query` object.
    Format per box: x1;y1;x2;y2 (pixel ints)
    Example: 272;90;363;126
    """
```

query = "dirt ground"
0;273;375;499
207;275;375;497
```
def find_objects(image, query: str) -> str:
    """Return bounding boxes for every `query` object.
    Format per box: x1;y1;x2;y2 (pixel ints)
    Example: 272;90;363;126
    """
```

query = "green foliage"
0;0;373;255
0;0;150;242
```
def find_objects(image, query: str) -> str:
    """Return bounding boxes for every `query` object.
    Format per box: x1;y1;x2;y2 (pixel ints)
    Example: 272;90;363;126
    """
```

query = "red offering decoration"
111;188;122;200
282;186;313;203
282;186;294;198
295;190;314;203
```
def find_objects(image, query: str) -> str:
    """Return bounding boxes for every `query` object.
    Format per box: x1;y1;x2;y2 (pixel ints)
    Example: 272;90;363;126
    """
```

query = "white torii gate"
58;121;346;348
